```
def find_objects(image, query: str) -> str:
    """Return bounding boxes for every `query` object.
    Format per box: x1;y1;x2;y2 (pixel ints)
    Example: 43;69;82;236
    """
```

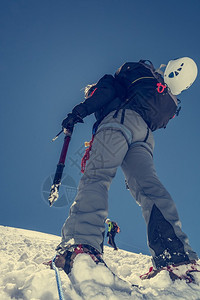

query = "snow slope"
0;225;200;300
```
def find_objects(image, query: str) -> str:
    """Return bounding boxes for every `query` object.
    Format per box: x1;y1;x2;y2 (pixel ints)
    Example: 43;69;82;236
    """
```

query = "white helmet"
164;57;198;95
105;218;111;224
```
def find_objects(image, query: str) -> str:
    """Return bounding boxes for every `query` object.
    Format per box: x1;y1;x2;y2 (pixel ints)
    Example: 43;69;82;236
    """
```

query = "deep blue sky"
1;0;200;257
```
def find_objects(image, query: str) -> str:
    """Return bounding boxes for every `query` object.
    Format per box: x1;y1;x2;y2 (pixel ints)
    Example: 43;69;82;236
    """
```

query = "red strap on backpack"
81;135;95;173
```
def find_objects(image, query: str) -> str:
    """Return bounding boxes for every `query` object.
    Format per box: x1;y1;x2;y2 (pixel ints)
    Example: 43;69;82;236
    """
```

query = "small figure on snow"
54;57;200;282
105;218;120;251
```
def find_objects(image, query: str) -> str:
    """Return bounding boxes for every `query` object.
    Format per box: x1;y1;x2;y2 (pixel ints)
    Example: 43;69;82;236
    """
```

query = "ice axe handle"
49;133;72;206
58;134;71;164
52;134;71;185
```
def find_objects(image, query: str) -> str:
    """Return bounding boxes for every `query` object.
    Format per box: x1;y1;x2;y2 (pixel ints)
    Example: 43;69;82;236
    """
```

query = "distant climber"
105;219;120;250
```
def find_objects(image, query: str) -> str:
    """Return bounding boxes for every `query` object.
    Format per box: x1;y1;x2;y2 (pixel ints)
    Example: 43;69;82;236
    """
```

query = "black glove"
62;113;83;131
106;232;109;237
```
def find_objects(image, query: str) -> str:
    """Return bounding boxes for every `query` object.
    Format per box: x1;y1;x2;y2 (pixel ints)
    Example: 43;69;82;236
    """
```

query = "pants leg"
121;144;198;268
108;233;117;250
61;128;128;253
60;110;147;253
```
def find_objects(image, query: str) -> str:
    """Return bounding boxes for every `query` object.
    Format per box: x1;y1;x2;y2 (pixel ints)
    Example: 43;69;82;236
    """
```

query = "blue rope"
52;255;65;300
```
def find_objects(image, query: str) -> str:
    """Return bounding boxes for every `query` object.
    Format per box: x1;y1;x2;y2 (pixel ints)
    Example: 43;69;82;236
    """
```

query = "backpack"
114;60;180;131
112;222;120;233
85;60;180;132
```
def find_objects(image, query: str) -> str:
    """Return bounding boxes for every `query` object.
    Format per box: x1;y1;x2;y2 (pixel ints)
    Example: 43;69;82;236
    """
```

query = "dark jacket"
71;61;178;131
71;74;124;119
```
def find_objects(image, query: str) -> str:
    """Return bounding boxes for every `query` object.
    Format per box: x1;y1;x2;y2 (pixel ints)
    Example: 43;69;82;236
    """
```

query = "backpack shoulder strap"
139;60;162;81
139;59;155;70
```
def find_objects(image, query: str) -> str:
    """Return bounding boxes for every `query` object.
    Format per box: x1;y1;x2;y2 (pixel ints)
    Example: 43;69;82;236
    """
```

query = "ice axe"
48;129;72;207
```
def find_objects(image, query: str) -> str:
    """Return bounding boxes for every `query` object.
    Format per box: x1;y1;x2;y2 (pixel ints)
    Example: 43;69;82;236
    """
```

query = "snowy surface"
0;225;200;300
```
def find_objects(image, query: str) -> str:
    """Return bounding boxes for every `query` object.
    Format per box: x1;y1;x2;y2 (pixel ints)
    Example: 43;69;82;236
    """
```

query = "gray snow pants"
61;109;198;269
